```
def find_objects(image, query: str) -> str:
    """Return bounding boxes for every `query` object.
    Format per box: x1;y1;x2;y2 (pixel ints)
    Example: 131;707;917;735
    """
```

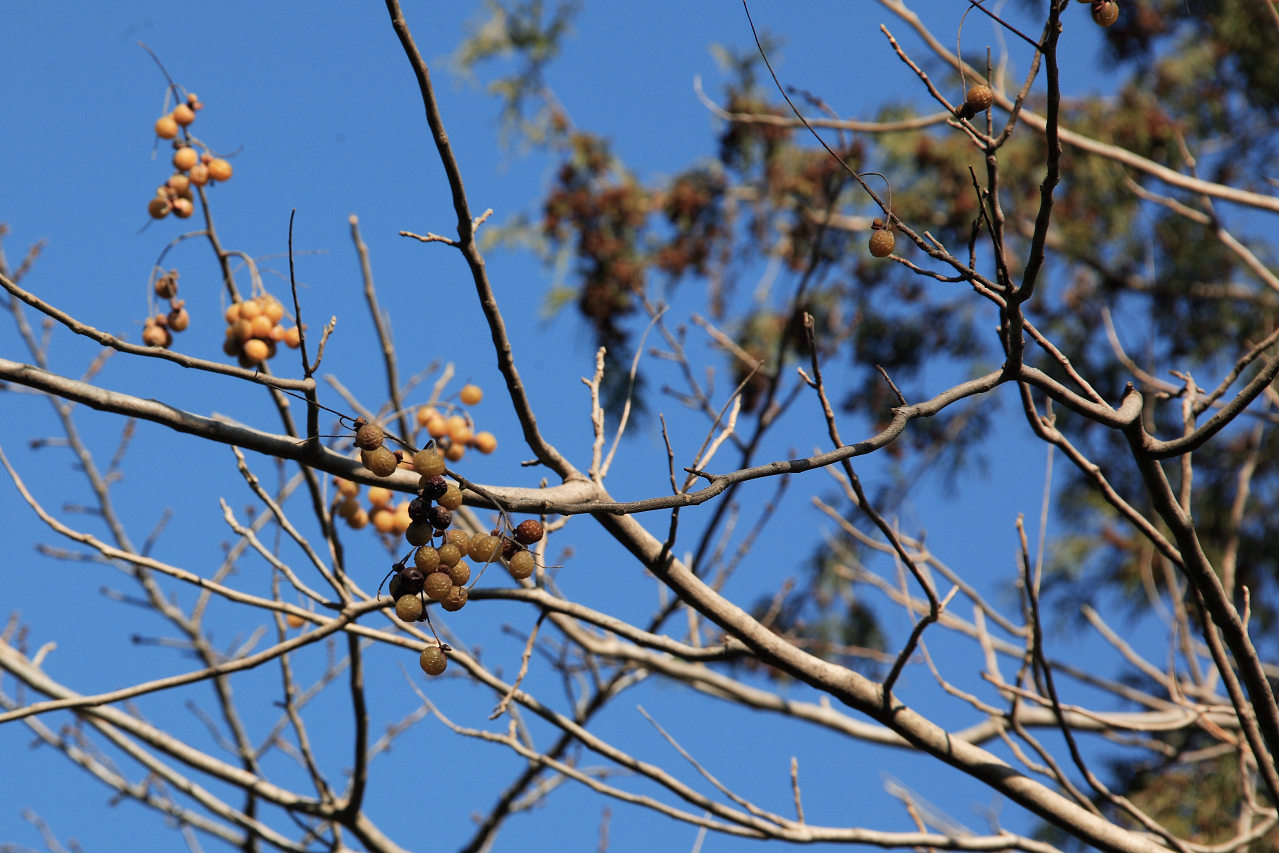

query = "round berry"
1091;0;1118;26
171;198;195;219
963;84;994;114
167;305;190;332
189;163;210;186
415;406;438;427
242;338;270;364
445;442;467;462
419;645;448;676
419;475;448;500
412;448;446;477
395;594;424;622
207;158;233;182
166;173;190;195
424;571;452;600
361;446;399;477
154;272;179;299
445;529;473;552
337;496;361;520
155;115;180;139
142;322;172;348
446;415;473;445
147;197;170;219
397;566;425;595
436;543;462;567
448;561;471;586
469;534;501;562
347;508;369;529
173;147;199;172
514;520;545;545
336;478;360;498
371;507;396;534
508;549;536;580
392;501;413;533
408;496;432;521
869;229;896;258
355;421;385;451
405;520;435;547
472;431;498;454
366;486;392;508
172;103;196;126
459;383;483;405
440;585;469;612
414;545;441;573
426;505;452;530
438;485;464;511
425;416;448;439
283;326;302;348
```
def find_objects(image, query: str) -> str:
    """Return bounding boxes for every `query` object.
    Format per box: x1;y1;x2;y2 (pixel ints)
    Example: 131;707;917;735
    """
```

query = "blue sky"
0;3;1157;852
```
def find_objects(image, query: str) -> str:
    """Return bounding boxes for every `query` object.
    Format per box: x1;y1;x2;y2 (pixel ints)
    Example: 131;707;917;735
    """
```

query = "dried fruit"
959;84;994;119
355;421;386;451
869;229;896;258
1091;0;1118;26
514;520;544;545
361;446;399;477
419;645;448;676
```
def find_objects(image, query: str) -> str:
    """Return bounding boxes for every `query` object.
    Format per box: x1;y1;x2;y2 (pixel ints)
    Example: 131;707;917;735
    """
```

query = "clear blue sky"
1;3;1147;851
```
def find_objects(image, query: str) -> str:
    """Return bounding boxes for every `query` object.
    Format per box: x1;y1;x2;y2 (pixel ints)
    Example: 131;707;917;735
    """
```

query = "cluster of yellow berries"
142;269;190;347
221;293;301;367
147;93;233;220
414;384;497;463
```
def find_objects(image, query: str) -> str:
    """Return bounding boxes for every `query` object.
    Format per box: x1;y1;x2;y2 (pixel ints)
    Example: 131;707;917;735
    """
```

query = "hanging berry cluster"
148;92;233;220
222;293;301;367
142;269;190;347
332;410;547;677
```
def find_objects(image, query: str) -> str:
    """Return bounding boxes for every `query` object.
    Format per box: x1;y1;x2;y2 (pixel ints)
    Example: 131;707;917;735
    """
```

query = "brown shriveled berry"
142;322;172;348
507;549;536;580
171;198;195;219
445;529;472;551
514;520;545;545
436;543;462;567
962;84;994;116
869;229;896;258
167;303;190;332
154;271;179;299
395;595;424;622
148;197;170;219
419;645;448;676
419;475;448;500
1091;0;1118;26
355;421;385;451
360;446;399;477
427;506;452;530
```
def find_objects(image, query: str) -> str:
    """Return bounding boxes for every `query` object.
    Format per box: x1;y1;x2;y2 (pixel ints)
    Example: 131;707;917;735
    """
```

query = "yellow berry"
172;103;196;126
459;384;483;405
155;115;180;139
